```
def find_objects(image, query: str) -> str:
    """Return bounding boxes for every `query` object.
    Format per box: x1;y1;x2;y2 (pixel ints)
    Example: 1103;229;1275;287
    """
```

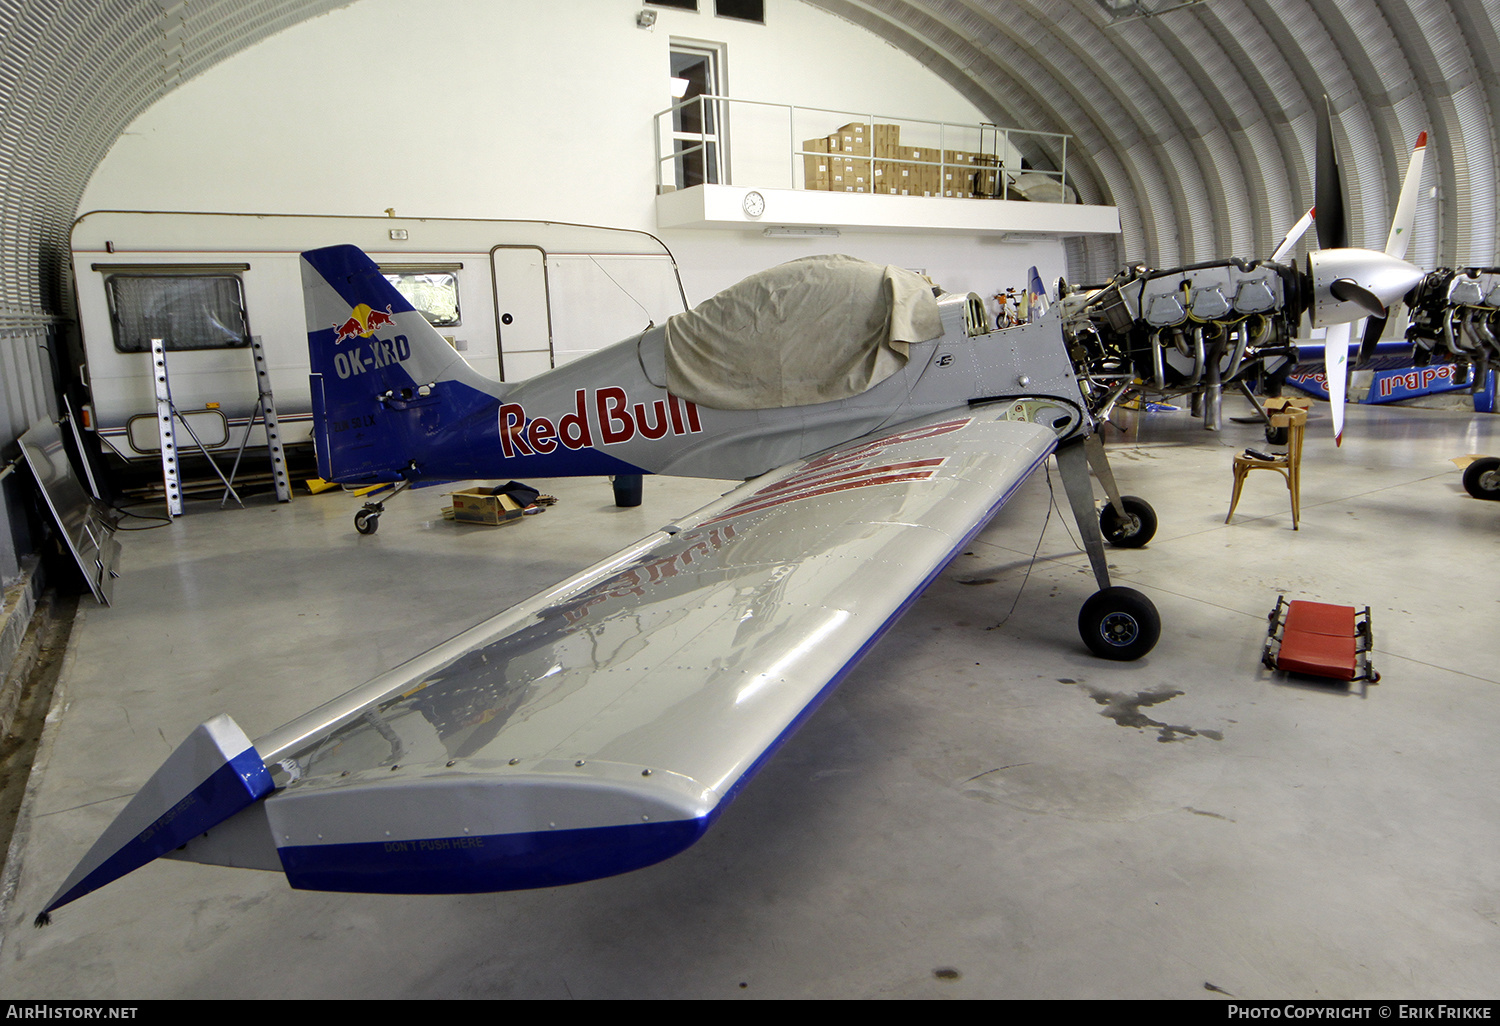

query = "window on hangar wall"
670;40;726;188
714;0;764;22
647;1;765;23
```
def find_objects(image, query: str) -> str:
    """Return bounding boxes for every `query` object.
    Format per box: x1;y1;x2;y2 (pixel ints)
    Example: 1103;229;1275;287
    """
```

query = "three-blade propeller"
1297;97;1427;445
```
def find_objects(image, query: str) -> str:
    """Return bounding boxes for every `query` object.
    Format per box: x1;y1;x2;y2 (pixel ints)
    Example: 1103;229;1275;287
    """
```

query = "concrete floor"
1;398;1497;999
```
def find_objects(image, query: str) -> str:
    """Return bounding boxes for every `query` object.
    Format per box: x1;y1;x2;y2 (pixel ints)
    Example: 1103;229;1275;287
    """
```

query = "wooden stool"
1226;399;1308;529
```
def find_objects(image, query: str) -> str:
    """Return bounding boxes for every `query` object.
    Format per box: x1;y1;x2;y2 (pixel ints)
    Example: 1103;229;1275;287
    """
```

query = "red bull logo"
333;303;397;345
497;388;704;459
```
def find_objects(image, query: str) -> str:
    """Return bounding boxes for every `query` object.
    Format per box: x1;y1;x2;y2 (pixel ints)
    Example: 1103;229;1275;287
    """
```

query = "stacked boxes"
802;137;830;191
800;122;1003;198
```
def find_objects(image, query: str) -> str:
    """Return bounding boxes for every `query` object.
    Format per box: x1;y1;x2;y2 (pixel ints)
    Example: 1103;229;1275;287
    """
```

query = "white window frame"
669;39;729;189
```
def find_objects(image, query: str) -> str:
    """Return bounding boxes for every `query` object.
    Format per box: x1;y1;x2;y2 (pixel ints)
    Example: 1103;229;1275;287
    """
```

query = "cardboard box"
450;488;524;526
802;138;830;190
873;123;901;156
876;160;911;195
833;122;871;156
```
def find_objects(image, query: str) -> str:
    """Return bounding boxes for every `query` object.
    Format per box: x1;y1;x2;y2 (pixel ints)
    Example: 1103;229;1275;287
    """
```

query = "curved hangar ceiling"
808;0;1499;281
0;0;346;319
2;0;1497;315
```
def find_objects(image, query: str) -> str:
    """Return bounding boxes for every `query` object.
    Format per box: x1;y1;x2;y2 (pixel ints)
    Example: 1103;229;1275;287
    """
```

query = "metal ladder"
151;336;291;515
223;336;292;506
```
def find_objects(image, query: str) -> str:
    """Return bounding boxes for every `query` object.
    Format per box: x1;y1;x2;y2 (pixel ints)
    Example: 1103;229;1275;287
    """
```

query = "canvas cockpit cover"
663;254;944;410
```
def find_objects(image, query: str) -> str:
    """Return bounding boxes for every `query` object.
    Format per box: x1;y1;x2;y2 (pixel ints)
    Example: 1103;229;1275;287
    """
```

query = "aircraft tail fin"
301;245;502;483
1027;266;1050;322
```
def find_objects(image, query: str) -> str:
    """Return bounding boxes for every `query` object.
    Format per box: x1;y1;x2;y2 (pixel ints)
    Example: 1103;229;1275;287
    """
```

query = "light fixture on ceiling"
1094;0;1217;23
762;227;840;238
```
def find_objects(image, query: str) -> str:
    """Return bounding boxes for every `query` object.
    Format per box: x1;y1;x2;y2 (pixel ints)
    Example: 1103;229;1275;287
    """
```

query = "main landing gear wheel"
1462;456;1500;500
1265;423;1289;446
1079;586;1161;661
1099;495;1157;548
354;508;380;534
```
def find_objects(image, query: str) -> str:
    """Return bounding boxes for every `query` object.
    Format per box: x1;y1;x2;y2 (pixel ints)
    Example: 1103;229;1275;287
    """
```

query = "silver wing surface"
46;403;1063;909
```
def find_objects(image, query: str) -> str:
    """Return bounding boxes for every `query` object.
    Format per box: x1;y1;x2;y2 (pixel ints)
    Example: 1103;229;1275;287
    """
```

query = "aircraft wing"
44;404;1061;909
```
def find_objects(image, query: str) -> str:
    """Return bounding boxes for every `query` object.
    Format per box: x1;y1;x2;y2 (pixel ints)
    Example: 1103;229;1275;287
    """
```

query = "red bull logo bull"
332;304;397;345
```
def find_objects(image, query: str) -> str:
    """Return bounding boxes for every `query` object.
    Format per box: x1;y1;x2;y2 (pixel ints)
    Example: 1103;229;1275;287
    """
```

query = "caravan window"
380;267;461;327
103;271;250;353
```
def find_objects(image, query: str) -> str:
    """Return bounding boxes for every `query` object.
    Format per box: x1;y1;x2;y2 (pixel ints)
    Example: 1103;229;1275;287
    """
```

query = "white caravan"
68;211;689;471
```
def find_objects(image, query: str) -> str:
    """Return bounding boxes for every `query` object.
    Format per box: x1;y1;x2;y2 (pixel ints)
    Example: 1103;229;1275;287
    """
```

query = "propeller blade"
1325;320;1352;446
1385;131;1427;260
1272;206;1316;263
1357;312;1389;366
1315;95;1348;251
1330;277;1386;318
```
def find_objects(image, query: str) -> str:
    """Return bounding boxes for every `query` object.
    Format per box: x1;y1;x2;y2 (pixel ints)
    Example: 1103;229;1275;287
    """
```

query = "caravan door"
490;246;552;382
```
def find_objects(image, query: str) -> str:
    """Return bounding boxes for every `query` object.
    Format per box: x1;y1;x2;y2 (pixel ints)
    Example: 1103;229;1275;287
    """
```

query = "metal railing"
654;96;1073;202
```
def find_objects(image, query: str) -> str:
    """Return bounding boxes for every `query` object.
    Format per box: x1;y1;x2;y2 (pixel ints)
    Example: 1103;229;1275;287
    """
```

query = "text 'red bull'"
1377;365;1461;398
498;388;703;457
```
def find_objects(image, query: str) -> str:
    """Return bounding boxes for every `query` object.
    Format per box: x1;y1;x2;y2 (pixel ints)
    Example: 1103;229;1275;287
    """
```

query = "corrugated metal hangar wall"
0;0;345;587
1;0;1497;587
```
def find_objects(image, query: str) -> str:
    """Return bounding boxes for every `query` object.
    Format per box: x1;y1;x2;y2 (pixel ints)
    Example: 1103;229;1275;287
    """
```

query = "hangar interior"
0;0;1497;1000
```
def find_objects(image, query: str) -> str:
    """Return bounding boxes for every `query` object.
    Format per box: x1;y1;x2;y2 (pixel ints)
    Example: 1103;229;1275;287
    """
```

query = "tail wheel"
354;510;380;535
1079;587;1161;661
1099;495;1158;548
1462;457;1500;500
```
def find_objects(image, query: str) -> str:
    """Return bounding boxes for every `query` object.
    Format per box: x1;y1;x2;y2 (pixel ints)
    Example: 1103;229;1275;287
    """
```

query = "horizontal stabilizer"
42;714;272;915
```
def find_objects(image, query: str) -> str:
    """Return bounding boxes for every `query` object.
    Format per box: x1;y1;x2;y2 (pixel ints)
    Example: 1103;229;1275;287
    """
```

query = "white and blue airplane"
42;246;1178;916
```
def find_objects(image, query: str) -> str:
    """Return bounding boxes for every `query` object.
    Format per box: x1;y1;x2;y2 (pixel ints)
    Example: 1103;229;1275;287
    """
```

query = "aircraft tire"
1079;587;1160;661
1099;495;1157;548
1462;457;1500;500
354;510;380;534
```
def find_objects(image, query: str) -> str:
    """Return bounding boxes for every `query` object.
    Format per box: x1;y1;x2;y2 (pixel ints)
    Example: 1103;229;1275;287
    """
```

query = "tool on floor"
1263;595;1379;694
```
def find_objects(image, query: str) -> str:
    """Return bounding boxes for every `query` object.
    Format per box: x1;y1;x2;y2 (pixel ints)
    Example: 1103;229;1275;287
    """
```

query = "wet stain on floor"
1080;685;1224;742
1185;806;1234;821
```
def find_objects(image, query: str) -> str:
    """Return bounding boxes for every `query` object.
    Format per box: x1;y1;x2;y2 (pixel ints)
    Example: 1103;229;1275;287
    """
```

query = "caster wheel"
1462;456;1500;500
1099;496;1157;548
1079;586;1161;661
355;510;380;535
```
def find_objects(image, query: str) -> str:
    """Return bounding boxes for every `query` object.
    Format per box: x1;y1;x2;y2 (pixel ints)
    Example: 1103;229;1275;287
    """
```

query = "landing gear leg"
1055;439;1161;660
353;479;412;535
1233;381;1290;444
